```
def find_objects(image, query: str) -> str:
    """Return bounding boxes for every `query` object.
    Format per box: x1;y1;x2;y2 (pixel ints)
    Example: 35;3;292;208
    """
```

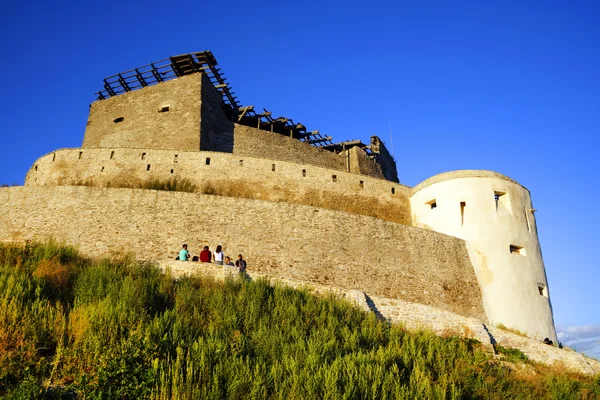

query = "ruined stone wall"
199;74;234;152
82;74;202;151
26;148;412;225
0;186;485;320
370;136;399;183
233;124;350;172
347;146;383;178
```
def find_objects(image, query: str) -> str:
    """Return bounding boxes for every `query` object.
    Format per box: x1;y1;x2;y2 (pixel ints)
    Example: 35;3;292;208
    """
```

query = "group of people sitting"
176;244;247;272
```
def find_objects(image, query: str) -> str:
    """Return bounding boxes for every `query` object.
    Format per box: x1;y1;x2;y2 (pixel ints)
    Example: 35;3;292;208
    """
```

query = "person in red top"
200;246;212;263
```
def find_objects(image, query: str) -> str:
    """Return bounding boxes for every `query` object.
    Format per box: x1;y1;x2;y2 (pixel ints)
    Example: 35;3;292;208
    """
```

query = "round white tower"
410;170;557;342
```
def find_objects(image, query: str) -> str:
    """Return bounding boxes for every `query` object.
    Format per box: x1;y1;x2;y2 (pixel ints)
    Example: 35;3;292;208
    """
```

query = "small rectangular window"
302;169;306;177
113;117;124;123
460;201;466;225
538;283;548;298
239;160;243;167
78;151;83;160
101;166;104;172
427;199;437;209
170;169;174;174
147;164;151;171
206;158;211;165
510;245;526;255
110;151;115;159
391;187;395;194
332;175;337;182
34;165;38;171
52;153;56;162
174;154;178;163
494;191;507;211
159;106;170;113
272;164;276;171
359;181;364;189
141;153;146;160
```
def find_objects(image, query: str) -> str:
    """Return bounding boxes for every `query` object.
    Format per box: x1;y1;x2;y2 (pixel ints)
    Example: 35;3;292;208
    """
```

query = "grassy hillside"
0;242;598;399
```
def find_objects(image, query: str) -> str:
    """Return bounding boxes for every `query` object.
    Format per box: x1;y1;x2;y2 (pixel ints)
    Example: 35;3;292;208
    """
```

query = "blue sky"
1;1;598;357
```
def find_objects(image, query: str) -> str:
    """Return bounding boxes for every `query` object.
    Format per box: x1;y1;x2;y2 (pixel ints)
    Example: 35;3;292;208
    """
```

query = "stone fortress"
2;51;590;369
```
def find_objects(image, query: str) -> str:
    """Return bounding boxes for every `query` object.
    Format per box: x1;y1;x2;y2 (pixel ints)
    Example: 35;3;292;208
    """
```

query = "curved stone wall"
0;185;485;320
410;171;556;341
25;148;412;225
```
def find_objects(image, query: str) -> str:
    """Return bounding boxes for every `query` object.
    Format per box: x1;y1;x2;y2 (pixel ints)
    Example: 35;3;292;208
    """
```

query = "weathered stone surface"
83;74;203;151
0;185;484;320
26;148;412;225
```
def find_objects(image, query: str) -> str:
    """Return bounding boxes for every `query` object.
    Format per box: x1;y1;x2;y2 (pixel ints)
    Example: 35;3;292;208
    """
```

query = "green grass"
0;242;598;399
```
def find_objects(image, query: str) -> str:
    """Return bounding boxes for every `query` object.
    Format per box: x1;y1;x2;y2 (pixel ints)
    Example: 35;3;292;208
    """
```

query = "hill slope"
1;242;598;399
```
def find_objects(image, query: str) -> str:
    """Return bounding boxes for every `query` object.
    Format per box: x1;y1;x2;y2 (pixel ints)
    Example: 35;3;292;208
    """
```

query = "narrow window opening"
359;181;364;189
78;151;83;160
510;245;526;256
110;151;115;159
538;283;548;298
113;117;124;123
159;106;170;113
141;153;146;160
391;187;395;194
494;191;506;211
34;165;38;171
272;164;276;171
101;166;104;172
427;199;437;209
147;164;151;171
302;169;306;177
239;160;243;167
174;154;178;163
460;201;466;225
170;169;174;174
205;158;211;165
332;175;337;182
524;207;531;232
52;153;56;162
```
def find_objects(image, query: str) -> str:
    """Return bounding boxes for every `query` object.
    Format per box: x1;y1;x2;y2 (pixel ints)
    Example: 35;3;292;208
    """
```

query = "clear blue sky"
1;1;598;354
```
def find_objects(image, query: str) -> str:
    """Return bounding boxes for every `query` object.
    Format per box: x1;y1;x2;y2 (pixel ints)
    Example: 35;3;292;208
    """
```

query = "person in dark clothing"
235;254;247;272
200;246;212;263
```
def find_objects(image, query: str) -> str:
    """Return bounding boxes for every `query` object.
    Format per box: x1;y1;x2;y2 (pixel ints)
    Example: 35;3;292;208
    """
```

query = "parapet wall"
26;148;412;225
0;186;485;320
233;124;347;172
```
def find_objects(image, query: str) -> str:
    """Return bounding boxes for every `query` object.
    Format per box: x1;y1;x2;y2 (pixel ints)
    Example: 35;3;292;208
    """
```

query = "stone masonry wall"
233;124;349;172
347;146;383;178
82;74;202;151
0;186;485;320
199;74;234;152
26;148;413;225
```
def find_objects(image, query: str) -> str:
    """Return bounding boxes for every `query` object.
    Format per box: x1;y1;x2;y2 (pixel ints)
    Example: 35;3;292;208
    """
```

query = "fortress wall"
0;186;485;320
82;74;202;151
199;74;234;152
233;124;348;172
26;148;413;225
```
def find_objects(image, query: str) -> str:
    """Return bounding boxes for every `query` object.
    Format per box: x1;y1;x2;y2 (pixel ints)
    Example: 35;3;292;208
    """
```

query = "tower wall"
410;171;557;341
82;73;207;152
